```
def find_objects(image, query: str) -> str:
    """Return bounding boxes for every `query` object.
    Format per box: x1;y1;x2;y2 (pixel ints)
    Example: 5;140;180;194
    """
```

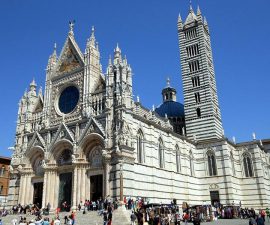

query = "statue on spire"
69;20;75;35
166;77;171;87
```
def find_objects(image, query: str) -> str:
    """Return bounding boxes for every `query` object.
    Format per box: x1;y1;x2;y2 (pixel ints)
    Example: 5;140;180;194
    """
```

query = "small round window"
58;86;79;114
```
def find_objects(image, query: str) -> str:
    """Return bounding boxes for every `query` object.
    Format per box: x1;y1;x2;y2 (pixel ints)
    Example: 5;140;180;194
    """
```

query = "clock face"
58;86;79;114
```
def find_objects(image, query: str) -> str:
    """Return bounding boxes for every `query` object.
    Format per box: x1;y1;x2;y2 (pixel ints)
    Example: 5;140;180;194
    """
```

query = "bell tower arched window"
243;153;253;177
158;139;165;168
207;151;217;176
137;130;144;164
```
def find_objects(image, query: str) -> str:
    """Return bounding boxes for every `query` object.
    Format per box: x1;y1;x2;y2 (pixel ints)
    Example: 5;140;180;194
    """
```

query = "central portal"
33;182;43;207
90;175;103;201
58;173;72;211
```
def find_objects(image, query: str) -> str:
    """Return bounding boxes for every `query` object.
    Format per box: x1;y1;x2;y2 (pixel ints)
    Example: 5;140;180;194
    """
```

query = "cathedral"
7;5;270;210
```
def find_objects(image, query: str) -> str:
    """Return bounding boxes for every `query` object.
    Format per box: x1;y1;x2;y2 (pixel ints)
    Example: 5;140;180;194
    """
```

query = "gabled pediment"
27;132;46;151
55;35;84;75
49;122;75;150
78;117;105;144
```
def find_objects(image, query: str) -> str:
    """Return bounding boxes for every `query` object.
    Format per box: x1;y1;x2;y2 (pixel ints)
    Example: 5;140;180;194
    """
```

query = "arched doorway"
88;146;103;201
57;149;73;211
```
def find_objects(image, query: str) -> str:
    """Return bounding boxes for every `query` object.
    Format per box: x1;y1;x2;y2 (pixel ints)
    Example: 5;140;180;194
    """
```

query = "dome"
155;101;185;118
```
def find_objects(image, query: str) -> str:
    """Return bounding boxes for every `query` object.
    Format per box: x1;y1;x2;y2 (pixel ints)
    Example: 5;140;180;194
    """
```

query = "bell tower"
178;5;223;141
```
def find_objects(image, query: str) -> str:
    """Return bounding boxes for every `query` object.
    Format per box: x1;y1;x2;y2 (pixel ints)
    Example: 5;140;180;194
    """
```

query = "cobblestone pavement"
1;211;270;225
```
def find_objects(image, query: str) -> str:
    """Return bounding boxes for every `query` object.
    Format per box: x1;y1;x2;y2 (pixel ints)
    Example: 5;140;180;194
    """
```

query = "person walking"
131;210;137;225
257;214;265;225
249;217;257;225
108;211;112;225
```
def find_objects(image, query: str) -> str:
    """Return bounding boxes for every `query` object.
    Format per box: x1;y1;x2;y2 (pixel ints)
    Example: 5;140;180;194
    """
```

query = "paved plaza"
0;209;270;225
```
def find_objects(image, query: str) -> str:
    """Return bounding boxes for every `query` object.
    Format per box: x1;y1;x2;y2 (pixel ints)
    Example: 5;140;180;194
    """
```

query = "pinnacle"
30;78;37;87
197;5;201;15
178;13;182;23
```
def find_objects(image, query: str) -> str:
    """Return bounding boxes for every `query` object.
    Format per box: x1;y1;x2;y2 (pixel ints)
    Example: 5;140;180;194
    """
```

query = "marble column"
18;175;25;204
86;171;90;200
104;161;110;198
54;172;59;209
22;174;27;205
42;171;48;208
77;167;82;203
72;166;78;209
81;166;86;201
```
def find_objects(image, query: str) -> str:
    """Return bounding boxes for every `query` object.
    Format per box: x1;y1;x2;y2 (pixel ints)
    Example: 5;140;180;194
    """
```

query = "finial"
166;77;171;87
232;136;236;144
197;5;201;15
178;13;182;23
252;132;256;140
92;25;95;33
189;0;193;11
152;104;155;111
30;78;37;87
165;113;168;119
69;20;75;35
115;43;121;52
54;42;57;50
260;140;263;146
137;95;140;103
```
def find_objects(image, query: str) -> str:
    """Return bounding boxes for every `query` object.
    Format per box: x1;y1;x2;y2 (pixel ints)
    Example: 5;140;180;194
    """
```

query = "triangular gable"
27;131;46;152
78;117;105;144
56;35;84;75
49;122;75;151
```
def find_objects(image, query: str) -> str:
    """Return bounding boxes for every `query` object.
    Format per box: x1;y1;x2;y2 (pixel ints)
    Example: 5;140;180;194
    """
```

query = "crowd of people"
0;198;270;225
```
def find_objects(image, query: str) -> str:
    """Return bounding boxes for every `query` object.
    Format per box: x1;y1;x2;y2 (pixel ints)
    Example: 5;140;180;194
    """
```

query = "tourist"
103;210;108;225
266;208;270;222
54;217;61;225
261;209;266;222
43;217;50;225
71;211;75;225
257;214;265;225
107;210;112;225
11;218;18;225
130;210;137;225
29;219;35;225
249;217;257;225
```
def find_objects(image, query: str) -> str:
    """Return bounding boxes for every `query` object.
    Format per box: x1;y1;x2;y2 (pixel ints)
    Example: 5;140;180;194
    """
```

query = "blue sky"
0;0;269;157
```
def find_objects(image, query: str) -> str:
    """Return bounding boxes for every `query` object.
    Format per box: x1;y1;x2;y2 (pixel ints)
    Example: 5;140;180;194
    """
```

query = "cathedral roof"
155;101;185;118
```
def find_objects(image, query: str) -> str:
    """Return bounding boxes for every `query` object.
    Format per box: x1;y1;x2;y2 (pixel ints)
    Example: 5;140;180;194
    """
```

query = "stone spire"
197;5;202;22
29;78;37;96
88;26;96;47
47;43;57;71
114;43;122;64
177;13;183;30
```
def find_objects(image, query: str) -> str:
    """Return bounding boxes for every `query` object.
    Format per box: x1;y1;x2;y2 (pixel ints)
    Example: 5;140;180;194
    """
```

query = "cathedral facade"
8;6;270;210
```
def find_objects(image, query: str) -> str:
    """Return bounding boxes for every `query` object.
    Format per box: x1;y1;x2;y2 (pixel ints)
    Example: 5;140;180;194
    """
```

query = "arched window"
137;130;144;163
158;139;165;168
176;145;181;172
189;151;194;176
243;153;253;177
207;151;217;176
196;108;201;117
230;152;236;176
